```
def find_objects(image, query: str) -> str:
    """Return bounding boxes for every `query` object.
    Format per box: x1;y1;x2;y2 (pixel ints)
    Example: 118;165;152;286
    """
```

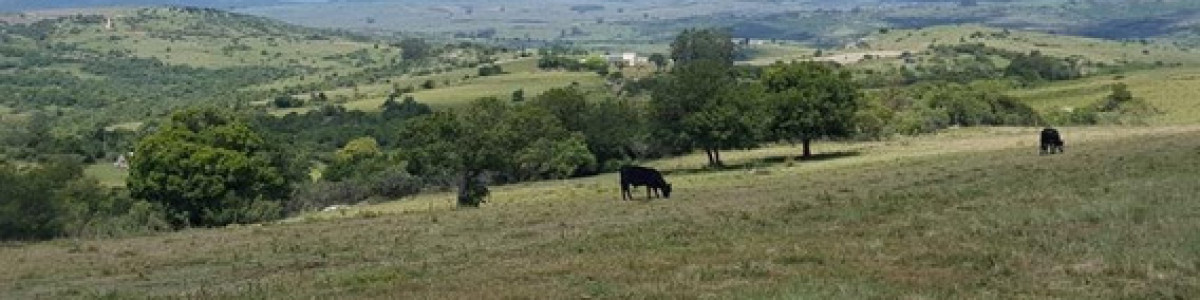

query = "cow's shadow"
661;151;862;176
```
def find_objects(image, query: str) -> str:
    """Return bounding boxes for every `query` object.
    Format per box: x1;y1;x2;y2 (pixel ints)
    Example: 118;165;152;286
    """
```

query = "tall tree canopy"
400;98;594;207
324;136;389;182
653;29;766;167
669;28;736;67
529;87;646;172
128;108;294;227
0;158;81;240
1003;51;1081;82
648;53;668;72
399;38;432;61
762;61;860;158
529;87;590;133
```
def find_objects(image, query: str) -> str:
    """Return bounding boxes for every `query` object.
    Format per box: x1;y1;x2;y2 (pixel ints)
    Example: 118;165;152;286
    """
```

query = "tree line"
107;28;865;228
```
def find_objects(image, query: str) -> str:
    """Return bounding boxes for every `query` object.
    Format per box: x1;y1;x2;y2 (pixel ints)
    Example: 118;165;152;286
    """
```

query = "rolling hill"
0;6;518;133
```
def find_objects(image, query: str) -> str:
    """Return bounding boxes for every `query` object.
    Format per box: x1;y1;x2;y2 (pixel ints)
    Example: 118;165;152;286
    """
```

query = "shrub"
853;98;897;140
370;168;423;199
1045;107;1099;125
538;55;581;70
1;158;170;240
381;95;433;120
201;195;284;227
894;107;951;135
515;134;596;180
288;181;370;213
58;179;170;238
511;89;525;102
904;82;1042;128
0;160;77;240
1004;51;1080;82
273;95;305;108
477;64;504;77
128;109;293;228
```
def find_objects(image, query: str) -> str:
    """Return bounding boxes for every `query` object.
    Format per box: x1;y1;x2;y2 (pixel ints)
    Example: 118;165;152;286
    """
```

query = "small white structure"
113;151;133;169
606;52;648;66
734;38;770;46
322;205;351;212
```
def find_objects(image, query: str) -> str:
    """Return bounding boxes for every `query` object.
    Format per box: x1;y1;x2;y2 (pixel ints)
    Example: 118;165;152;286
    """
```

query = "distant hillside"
866;25;1200;66
227;0;1200;50
0;0;285;12
0;6;484;134
741;24;1200;68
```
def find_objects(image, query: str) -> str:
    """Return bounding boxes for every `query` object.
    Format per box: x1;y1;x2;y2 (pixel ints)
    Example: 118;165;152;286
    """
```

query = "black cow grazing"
620;166;672;200
1040;127;1065;155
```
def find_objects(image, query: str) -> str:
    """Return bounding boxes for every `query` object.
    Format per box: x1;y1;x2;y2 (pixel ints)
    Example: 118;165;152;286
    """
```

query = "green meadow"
1011;67;1200;124
4;126;1198;298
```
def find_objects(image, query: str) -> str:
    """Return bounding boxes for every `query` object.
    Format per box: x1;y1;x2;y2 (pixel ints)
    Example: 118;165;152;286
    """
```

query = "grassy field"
265;58;608;114
41;7;392;71
83;163;128;188
738;24;1200;68
737;43;819;66
2;7;439;130
102;122;143;132
1011;67;1200;124
869;25;1200;66
343;71;605;111
4;125;1199;298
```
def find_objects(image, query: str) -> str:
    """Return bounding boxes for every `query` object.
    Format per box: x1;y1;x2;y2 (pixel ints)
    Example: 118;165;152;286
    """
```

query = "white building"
606;52;648;66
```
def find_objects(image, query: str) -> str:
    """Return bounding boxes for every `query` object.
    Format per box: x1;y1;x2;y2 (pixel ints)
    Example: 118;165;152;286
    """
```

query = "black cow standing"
620;166;672;200
1040;128;1065;155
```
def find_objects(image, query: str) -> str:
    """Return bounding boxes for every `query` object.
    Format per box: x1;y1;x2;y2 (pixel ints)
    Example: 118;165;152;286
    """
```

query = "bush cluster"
1;157;169;240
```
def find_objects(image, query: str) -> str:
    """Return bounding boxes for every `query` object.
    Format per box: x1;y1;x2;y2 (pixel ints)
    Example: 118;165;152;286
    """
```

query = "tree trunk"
713;149;723;167
705;148;724;168
457;171;477;207
801;138;813;159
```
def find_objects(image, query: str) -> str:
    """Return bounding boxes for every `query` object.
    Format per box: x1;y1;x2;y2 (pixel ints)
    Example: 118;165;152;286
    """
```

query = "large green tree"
669;28;736;67
761;61;860;158
1003;51;1080;82
400;98;593;207
323;136;389;182
399;38;431;61
1;157;168;240
648;53;668;72
381;95;433;120
527;87;647;171
0;159;79;240
654;28;764;167
580;99;649;167
128;108;293;227
652;60;766;167
529;87;590;132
